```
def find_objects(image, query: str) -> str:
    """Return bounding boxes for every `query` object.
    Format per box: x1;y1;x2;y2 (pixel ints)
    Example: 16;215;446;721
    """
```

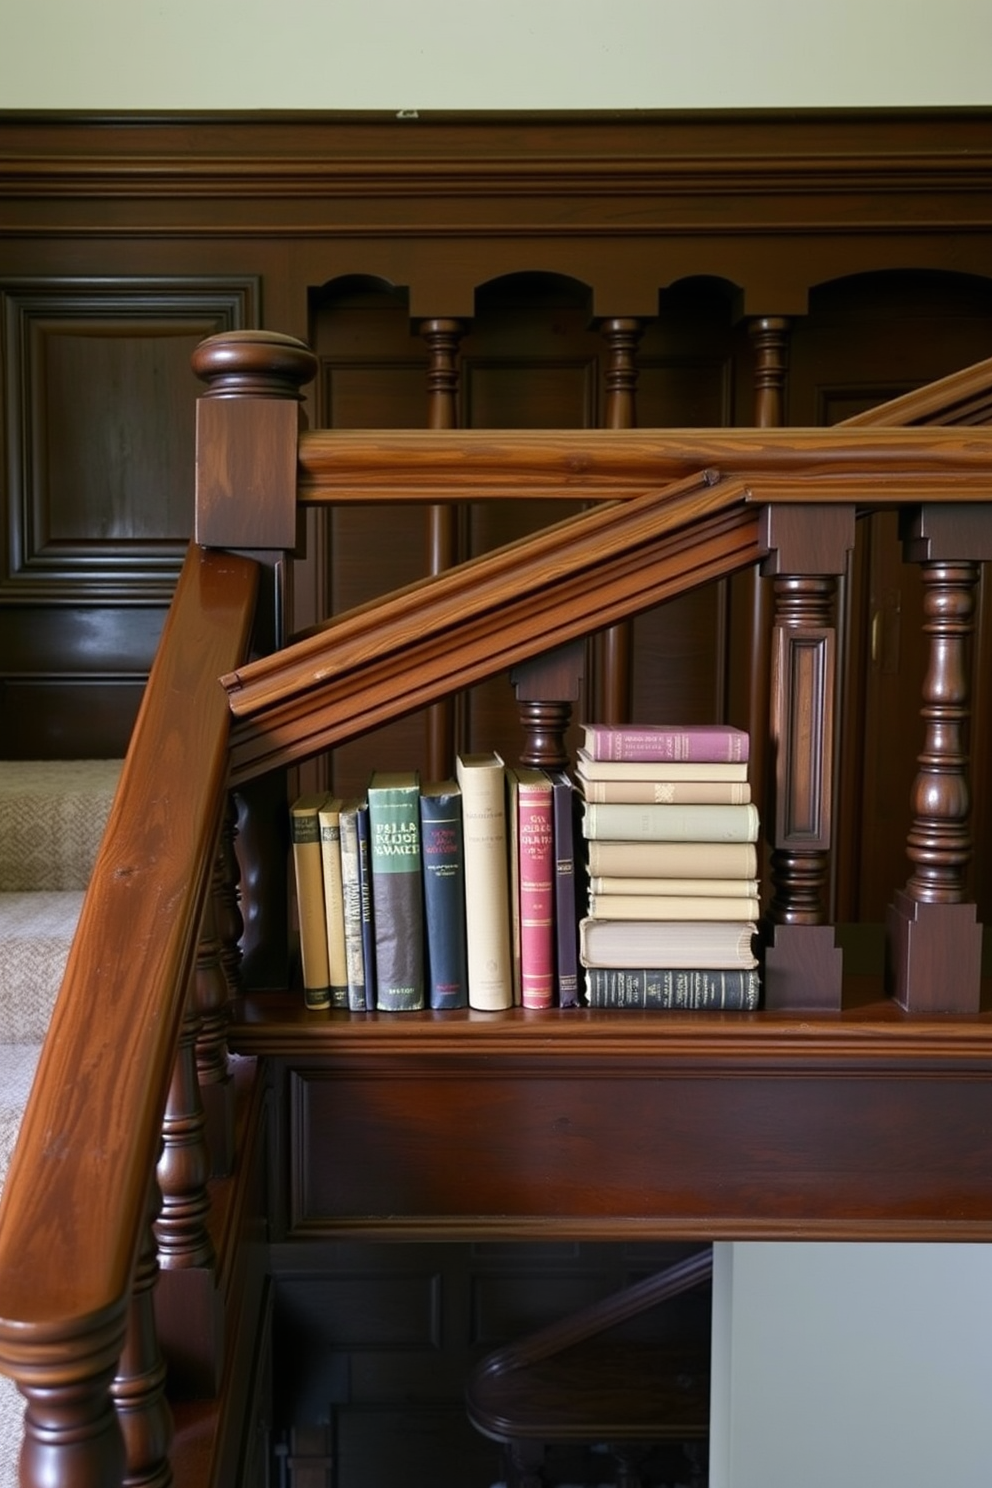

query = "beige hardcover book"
579;916;758;971
455;752;513;1010
590;875;760;897
318;795;349;1008
586;839;758;880
587;893;760;921
582;800;759;842
290;793;332;1009
579;777;750;804
576;749;748;783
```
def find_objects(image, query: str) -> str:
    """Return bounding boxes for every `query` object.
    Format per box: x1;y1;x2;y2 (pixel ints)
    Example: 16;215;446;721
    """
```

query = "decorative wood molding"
1;276;257;601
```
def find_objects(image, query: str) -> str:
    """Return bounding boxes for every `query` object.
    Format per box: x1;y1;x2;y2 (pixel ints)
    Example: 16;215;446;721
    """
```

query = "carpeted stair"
0;759;122;1483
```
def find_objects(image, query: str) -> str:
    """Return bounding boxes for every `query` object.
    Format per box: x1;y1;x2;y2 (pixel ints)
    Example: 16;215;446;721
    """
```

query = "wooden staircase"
1;332;992;1485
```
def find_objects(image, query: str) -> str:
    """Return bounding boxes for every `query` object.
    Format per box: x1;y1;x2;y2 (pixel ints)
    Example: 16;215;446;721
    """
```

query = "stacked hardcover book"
576;723;761;1009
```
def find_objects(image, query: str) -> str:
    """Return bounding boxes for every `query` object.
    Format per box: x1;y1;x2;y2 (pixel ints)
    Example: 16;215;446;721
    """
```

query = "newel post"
886;505;992;1013
192;330;318;989
761;503;855;1010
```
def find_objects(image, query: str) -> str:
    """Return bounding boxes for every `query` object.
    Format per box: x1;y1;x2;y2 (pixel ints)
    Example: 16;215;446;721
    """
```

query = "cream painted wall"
2;0;992;111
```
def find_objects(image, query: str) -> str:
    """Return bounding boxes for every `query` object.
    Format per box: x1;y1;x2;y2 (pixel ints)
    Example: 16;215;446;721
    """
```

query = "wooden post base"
763;924;844;1011
886;891;982;1013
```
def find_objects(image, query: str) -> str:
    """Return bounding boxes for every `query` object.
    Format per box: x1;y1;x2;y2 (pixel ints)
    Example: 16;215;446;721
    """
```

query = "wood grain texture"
0;549;257;1428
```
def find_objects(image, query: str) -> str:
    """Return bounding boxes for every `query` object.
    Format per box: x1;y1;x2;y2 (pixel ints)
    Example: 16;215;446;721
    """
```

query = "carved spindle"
887;505;990;1011
761;506;853;1011
16;1318;126;1488
215;793;244;998
902;562;978;903
738;317;791;866
750;316;790;428
196;855;236;1176
422;318;466;780
112;1183;173;1488
596;317;643;724
511;640;585;769
155;972;214;1271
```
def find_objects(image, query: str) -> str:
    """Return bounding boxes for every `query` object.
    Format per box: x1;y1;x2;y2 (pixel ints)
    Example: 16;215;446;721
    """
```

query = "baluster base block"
763;924;843;1011
154;1266;225;1399
886;891;982;1013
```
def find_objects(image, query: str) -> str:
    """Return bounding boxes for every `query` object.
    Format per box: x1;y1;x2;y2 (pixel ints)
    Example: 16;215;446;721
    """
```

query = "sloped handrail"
0;545;258;1483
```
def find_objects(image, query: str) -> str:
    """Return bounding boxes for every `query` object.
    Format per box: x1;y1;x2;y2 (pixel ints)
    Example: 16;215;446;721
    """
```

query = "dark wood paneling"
0;276;256;757
289;1057;992;1238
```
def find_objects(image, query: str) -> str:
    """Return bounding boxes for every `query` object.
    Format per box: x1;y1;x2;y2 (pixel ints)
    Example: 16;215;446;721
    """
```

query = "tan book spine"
586;840;758;879
587;893;760;921
290;793;332;1010
576;749;748;783
456;752;513;1011
318;796;349;1008
590;875;760;897
579;778;750;804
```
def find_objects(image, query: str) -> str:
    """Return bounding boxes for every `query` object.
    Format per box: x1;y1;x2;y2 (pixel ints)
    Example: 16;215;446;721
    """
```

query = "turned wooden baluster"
741;317;790;862
215;793;244;998
112;1182;173;1488
422;317;466;780
886;506;992;1011
154;930;223;1396
762;505;854;1010
15;1321;126;1488
595;317;643;724
193;330;317;988
511;640;586;769
155;962;214;1273
196;849;236;1175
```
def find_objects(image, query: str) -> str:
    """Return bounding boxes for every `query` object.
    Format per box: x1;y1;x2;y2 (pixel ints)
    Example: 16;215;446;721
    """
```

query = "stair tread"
0;759;122;892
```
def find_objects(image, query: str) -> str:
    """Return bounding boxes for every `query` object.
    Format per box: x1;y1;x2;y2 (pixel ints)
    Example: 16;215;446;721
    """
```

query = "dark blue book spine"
549;770;581;1007
420;783;469;1010
356;802;377;1012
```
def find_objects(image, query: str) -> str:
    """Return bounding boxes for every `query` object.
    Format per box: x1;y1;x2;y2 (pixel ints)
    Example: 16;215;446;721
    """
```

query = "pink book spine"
584;724;749;763
518;783;555;1008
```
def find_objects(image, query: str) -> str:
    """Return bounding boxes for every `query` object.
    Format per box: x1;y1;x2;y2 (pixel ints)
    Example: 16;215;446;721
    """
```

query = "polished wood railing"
1;330;992;1485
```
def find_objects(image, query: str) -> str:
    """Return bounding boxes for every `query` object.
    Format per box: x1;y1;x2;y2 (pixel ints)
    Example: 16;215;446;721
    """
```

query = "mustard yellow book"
290;793;332;1010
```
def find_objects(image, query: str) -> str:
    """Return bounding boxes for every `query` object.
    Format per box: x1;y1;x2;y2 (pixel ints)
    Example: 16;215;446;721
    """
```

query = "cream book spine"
318;796;349;1008
455;752;513;1010
587;893;760;921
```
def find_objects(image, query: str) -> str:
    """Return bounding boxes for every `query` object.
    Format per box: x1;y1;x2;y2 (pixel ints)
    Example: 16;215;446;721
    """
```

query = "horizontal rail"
296;425;992;504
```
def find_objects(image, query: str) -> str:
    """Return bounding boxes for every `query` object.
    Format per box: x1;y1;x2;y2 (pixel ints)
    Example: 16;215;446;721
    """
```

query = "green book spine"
368;771;424;1011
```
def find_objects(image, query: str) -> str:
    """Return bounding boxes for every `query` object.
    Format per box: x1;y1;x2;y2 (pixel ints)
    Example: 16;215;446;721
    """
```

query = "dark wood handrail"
0;546;258;1477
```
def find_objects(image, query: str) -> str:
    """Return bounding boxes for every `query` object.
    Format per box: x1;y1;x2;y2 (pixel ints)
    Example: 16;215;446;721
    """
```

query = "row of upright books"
577;722;761;1010
290;753;582;1012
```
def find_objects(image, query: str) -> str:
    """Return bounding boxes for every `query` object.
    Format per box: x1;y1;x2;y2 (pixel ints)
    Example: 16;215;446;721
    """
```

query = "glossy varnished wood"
230;990;992;1243
296;424;992;504
0;547;258;1484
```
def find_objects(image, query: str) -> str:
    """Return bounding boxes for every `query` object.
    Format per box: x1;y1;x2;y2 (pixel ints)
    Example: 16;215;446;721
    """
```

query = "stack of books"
576;723;761;1009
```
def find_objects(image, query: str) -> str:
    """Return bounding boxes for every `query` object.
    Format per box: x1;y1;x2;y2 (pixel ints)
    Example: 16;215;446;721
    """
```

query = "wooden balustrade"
5;327;992;1483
